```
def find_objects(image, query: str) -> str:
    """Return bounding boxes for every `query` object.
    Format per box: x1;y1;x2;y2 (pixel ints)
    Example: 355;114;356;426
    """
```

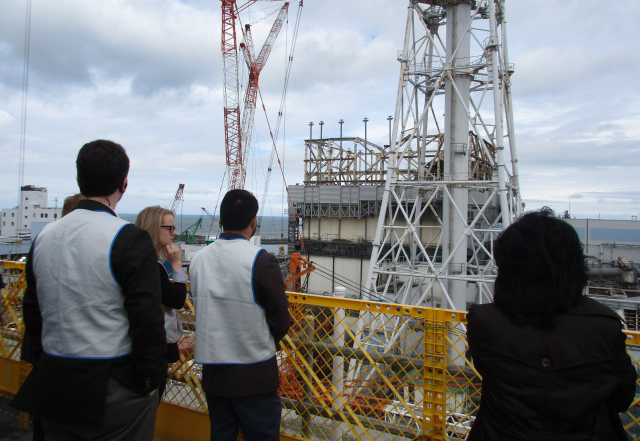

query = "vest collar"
219;232;248;240
75;199;117;216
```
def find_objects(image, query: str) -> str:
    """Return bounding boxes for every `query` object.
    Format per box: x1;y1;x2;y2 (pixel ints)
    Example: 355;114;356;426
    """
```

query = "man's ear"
120;177;128;194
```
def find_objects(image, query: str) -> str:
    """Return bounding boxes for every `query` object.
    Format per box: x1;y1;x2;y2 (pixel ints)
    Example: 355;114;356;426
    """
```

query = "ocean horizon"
119;213;288;240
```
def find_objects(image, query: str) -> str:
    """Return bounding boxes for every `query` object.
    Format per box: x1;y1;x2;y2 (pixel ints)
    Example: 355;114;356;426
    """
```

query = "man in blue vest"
14;140;166;440
191;189;291;441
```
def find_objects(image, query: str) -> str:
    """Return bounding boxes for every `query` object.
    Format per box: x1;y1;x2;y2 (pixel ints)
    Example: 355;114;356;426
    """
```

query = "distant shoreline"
118;213;287;240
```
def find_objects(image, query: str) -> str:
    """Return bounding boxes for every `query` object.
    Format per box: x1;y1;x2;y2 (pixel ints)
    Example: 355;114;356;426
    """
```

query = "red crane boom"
169;183;185;215
221;0;288;190
239;3;289;179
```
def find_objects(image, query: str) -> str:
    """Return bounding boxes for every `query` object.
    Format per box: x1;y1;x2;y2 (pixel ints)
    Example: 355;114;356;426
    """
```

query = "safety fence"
1;260;639;440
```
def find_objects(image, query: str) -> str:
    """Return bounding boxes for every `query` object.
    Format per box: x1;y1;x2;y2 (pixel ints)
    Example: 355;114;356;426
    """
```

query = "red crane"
221;0;288;190
168;183;185;215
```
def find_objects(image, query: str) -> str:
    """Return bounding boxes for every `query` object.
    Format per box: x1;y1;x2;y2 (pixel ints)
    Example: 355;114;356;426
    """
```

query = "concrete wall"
305;255;370;299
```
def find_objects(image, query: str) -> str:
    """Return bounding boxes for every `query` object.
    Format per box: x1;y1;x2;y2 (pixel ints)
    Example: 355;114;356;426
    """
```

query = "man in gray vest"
191;189;291;441
14;140;166;440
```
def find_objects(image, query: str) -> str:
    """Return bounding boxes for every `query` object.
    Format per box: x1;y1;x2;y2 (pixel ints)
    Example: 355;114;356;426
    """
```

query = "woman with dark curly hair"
467;208;636;440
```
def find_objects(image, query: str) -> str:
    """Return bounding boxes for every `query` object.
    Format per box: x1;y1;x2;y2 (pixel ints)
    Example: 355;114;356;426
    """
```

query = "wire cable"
307;259;396;303
257;1;304;226
17;0;32;234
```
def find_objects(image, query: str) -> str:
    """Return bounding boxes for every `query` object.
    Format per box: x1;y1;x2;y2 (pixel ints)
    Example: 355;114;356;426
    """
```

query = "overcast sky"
1;0;639;220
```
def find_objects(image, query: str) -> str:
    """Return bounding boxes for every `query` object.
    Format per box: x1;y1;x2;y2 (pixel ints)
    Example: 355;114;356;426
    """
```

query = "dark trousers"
206;391;282;441
42;378;158;441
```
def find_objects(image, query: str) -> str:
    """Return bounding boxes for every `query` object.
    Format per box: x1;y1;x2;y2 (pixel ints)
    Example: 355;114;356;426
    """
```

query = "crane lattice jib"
221;0;287;191
222;0;244;190
239;3;289;181
169;183;185;215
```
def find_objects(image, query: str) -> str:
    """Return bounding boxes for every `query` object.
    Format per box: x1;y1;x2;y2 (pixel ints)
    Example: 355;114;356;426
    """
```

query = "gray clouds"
0;0;218;95
0;0;638;220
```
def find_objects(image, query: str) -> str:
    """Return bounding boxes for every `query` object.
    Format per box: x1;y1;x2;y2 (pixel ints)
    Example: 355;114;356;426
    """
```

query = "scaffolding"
304;138;388;186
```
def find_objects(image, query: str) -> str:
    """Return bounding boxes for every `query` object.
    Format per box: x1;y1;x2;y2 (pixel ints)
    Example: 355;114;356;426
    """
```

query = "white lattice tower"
365;0;522;311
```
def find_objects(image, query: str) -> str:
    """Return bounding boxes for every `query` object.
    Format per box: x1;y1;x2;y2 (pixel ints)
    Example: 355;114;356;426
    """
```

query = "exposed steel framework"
303;137;388;185
365;0;522;311
221;0;288;190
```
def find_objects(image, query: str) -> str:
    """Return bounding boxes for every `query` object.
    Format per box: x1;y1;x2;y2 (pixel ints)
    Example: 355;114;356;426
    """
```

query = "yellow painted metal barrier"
2;261;640;440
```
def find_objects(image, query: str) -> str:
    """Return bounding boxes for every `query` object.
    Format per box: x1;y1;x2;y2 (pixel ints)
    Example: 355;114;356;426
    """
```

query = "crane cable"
206;167;227;239
304;260;395;303
18;0;33;234
257;0;304;228
236;2;289;194
255;84;308;253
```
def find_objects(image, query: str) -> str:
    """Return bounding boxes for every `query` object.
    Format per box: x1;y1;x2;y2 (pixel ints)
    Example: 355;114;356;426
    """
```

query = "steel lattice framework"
221;0;243;189
168;183;185;215
365;0;522;310
303;138;388;185
221;0;287;191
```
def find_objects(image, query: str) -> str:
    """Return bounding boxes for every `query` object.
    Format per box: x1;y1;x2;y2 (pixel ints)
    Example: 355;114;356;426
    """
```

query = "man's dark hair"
493;207;587;329
220;189;259;231
76;140;130;197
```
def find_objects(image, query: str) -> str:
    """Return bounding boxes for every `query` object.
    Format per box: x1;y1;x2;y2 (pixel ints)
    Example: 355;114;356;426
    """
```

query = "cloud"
0;0;218;96
0;0;638;220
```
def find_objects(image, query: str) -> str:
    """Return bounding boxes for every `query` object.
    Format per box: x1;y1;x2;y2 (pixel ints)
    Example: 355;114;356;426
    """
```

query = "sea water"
119;213;288;240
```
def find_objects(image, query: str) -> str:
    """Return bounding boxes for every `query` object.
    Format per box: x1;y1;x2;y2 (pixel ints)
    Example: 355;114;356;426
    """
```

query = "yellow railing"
2;261;639;440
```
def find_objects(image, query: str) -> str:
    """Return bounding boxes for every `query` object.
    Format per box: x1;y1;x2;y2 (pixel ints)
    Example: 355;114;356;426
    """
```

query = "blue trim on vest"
109;223;128;281
251;249;265;309
196;354;276;366
43;350;131;360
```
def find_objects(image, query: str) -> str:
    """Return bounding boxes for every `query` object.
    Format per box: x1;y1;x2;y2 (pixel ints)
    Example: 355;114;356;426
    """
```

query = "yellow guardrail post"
300;314;314;438
423;308;446;440
330;292;346;441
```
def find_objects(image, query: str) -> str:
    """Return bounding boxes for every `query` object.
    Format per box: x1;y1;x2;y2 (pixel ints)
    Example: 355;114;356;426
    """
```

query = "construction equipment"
285;252;314;293
201;206;219;241
221;0;289;190
168;184;185;215
176;217;203;244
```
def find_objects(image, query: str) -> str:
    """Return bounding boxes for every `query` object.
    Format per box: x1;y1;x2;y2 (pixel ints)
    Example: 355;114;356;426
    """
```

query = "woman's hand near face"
164;244;182;270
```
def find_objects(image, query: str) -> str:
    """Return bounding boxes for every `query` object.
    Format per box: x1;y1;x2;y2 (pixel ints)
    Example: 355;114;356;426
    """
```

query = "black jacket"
467;298;636;441
13;200;166;426
159;261;187;363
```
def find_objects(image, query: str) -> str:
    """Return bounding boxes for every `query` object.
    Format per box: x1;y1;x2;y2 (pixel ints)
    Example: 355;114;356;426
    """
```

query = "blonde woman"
135;206;188;374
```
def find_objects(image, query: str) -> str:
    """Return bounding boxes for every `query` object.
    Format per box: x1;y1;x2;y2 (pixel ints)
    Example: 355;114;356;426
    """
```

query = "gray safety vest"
33;208;132;359
191;237;276;364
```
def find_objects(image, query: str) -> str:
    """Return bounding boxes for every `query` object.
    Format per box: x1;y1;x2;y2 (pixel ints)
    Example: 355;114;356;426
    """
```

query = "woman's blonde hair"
135;205;174;259
61;193;85;217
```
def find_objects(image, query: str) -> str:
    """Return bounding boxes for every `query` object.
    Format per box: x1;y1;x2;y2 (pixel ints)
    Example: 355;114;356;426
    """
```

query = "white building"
1;185;62;238
565;218;640;263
